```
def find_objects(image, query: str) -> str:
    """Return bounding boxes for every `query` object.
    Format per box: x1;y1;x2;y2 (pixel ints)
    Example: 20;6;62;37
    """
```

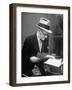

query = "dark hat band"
38;23;50;30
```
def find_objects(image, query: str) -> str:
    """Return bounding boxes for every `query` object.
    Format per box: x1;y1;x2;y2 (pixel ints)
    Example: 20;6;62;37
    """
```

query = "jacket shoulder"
24;34;36;42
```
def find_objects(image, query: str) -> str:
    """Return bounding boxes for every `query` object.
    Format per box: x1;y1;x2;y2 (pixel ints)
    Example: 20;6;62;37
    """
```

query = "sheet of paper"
44;58;62;67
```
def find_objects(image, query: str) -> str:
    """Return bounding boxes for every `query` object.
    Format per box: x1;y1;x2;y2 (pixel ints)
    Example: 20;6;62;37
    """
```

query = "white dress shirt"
37;31;43;52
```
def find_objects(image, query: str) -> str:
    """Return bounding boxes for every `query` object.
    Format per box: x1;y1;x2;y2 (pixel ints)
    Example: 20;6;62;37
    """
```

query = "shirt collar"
36;31;41;41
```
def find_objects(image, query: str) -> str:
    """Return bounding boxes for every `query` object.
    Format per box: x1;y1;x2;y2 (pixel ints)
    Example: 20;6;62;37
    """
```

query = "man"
22;17;53;77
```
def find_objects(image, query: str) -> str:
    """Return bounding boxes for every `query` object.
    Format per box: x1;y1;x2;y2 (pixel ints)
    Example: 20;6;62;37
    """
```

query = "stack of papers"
44;58;62;67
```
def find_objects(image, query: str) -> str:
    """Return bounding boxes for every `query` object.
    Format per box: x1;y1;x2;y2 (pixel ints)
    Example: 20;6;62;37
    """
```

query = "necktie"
40;39;44;53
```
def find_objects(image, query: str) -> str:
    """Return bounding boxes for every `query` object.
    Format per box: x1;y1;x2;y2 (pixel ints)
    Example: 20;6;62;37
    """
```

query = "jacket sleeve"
22;38;34;75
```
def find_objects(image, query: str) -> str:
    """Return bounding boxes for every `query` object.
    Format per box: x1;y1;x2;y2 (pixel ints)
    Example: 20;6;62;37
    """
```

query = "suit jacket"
22;33;49;76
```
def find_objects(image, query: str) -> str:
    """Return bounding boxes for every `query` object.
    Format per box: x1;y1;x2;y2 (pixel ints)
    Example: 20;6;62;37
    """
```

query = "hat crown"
36;17;52;34
40;18;51;26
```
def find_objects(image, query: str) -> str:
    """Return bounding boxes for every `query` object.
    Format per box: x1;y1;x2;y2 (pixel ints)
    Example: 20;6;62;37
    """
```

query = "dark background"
21;13;63;57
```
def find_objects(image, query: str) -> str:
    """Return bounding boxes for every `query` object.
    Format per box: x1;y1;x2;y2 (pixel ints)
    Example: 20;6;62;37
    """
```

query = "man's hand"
30;56;40;63
45;54;55;59
37;52;47;59
36;52;56;63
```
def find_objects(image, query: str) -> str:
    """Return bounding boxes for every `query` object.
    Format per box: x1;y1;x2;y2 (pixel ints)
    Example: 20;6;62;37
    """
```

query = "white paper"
44;58;62;67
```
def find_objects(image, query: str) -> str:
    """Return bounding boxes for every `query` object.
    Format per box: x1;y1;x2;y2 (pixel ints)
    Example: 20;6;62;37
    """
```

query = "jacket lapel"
33;34;40;53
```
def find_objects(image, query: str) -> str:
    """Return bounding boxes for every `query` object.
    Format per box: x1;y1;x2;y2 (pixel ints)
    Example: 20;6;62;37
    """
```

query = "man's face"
39;28;48;40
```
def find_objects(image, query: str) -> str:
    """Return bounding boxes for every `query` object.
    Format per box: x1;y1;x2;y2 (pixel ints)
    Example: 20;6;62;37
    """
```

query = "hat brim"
36;24;52;34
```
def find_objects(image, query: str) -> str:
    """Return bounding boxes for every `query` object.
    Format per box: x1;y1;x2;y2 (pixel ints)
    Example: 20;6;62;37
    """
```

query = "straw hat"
36;17;52;34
